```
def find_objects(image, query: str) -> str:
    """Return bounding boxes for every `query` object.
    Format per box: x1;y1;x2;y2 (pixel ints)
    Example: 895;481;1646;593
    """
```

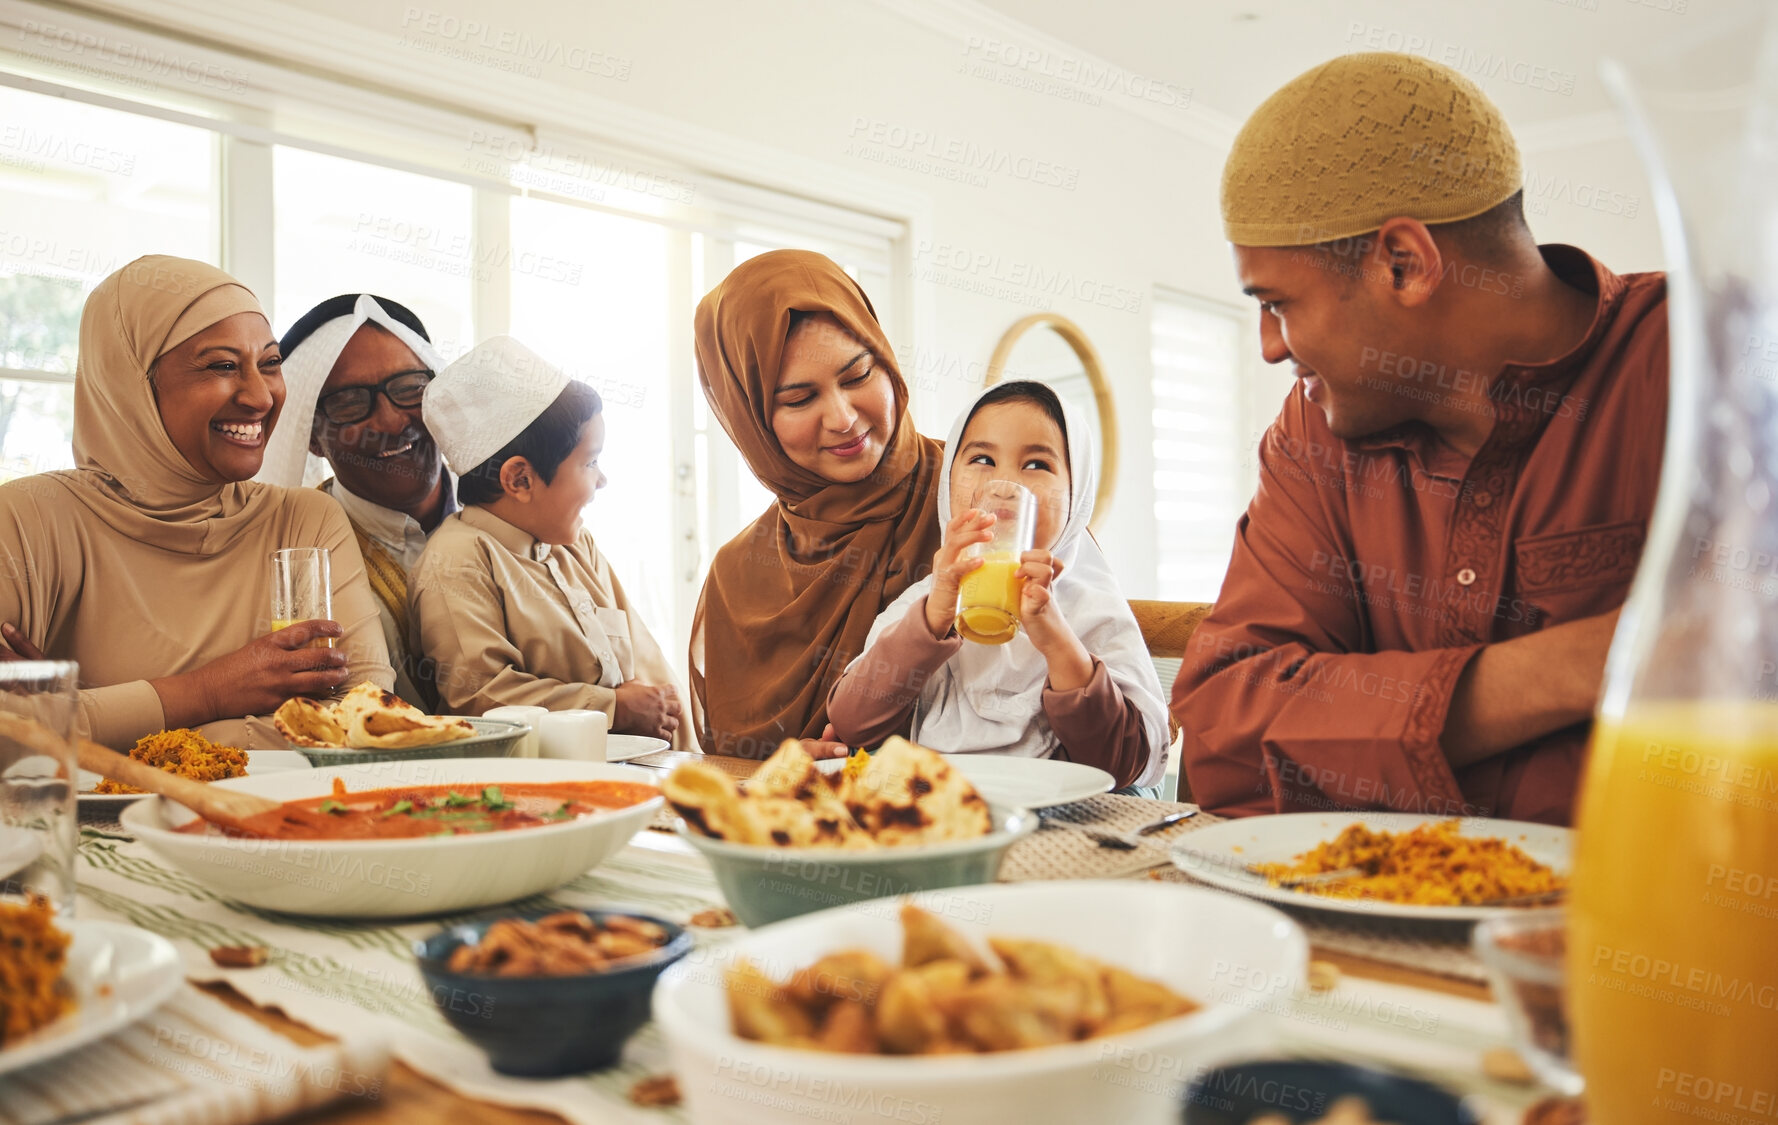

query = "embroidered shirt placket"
533;542;622;688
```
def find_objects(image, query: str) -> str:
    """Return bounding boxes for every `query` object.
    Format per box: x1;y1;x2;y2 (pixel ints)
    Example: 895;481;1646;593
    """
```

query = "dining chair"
1128;600;1214;803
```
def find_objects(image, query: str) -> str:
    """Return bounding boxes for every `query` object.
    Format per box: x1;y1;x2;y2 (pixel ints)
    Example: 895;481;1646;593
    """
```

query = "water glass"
0;660;80;914
271;547;333;646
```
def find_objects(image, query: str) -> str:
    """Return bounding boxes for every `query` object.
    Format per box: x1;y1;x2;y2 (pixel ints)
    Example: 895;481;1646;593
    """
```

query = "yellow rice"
93;728;248;794
1253;820;1564;906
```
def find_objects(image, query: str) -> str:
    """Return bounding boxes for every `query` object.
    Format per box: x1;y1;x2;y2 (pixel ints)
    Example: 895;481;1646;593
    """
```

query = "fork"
1039;819;1143;850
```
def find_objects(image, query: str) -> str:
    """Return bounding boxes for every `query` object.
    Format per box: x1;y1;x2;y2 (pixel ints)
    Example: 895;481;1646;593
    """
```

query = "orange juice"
1569;703;1778;1122
270;618;335;649
955;555;1022;645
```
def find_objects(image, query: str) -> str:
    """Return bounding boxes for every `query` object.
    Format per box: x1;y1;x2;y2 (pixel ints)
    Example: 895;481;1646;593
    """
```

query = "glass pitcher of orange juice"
955;479;1036;645
1571;16;1778;1119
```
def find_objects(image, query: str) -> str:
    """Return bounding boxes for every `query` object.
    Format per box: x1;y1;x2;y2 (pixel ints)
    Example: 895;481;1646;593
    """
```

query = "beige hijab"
691;250;944;757
0;256;394;748
56;255;278;553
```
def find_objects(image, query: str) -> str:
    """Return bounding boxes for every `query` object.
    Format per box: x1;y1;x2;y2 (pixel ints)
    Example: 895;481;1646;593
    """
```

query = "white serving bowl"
654;881;1308;1125
119;758;661;919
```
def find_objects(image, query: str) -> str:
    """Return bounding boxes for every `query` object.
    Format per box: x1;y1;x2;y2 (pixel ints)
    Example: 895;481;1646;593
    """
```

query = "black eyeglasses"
315;370;434;425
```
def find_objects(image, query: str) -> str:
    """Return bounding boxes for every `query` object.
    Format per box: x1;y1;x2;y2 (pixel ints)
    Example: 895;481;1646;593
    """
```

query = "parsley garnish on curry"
177;778;658;839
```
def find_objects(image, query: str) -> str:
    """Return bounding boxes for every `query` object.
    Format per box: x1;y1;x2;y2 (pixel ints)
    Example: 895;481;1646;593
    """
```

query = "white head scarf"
422;336;572;476
255;294;446;488
857;380;1170;787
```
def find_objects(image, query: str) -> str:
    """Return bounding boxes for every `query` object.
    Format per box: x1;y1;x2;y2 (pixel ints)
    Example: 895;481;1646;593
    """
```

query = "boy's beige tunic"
411;505;692;751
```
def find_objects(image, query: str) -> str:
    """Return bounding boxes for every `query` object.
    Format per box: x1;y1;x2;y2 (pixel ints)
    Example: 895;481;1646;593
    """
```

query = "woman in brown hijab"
0;256;393;748
692;250;944;758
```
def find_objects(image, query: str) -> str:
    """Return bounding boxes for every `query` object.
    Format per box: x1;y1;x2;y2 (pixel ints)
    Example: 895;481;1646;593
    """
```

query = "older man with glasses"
257;294;454;710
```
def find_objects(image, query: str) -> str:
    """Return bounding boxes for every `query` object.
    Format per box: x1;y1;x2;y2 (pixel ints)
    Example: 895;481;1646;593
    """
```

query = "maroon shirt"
1172;246;1668;825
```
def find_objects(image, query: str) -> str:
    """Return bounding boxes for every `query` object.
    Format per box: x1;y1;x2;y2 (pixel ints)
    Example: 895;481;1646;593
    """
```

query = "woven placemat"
999;794;1214;881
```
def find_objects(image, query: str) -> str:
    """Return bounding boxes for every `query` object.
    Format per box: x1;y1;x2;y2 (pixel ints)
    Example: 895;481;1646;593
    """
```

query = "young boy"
410;336;689;748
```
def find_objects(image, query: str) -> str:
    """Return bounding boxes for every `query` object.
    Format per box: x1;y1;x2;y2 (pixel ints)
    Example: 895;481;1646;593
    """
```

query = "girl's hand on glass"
923;508;994;639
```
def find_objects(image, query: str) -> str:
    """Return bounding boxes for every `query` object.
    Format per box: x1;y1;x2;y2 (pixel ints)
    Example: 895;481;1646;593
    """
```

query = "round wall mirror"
983;313;1118;530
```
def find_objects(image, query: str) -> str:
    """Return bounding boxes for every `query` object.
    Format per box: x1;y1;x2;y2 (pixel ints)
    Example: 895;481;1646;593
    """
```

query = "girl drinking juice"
826;380;1168;792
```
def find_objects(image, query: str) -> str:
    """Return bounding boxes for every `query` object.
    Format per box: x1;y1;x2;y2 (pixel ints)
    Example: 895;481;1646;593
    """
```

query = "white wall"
84;0;1674;596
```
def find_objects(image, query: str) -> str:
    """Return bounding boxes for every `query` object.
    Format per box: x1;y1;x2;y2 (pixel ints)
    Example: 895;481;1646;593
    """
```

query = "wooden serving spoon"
0;712;335;839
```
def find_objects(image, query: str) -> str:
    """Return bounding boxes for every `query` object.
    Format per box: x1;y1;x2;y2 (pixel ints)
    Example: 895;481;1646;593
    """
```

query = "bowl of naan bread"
664;738;1037;927
273;683;527;765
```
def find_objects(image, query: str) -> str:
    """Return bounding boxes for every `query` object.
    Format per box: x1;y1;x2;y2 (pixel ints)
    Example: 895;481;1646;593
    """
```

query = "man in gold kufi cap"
1172;53;1670;827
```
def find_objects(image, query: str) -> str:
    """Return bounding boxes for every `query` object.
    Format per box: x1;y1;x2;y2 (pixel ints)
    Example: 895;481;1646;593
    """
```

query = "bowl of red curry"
119;759;662;919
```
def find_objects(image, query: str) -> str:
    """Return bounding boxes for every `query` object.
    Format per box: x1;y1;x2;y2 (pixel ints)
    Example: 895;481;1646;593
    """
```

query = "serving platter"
290;717;527;767
0;920;181;1076
1169;812;1573;921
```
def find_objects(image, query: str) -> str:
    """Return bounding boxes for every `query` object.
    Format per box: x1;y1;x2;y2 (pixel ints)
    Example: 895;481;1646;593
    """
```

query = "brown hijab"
691;250;944;757
55;255;278;553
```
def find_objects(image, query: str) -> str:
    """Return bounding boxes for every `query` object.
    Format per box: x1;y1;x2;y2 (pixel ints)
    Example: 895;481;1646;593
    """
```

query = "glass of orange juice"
954;480;1035;646
270;547;333;648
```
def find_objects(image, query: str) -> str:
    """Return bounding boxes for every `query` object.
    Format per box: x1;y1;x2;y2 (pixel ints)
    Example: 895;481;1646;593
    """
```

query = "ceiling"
970;0;1764;132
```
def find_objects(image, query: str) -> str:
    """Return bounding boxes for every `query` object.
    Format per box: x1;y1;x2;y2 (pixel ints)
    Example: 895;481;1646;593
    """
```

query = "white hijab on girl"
856;380;1170;788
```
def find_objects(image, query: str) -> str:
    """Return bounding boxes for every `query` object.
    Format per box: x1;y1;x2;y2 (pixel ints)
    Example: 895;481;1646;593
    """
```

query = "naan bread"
272;696;347;748
748;741;875;850
666;738;986;851
843;737;992;847
275;684;474;750
333;683;475;749
664;761;758;843
749;796;869;849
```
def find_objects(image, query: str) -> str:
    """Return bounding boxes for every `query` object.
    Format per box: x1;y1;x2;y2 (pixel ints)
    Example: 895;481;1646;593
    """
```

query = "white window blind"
1152;291;1245;602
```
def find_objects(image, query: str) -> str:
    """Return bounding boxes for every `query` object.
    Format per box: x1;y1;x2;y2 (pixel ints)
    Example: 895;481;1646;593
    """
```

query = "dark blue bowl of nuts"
414;907;693;1077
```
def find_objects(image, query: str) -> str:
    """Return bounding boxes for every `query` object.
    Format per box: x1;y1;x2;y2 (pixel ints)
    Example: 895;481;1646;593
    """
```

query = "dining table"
30;750;1570;1125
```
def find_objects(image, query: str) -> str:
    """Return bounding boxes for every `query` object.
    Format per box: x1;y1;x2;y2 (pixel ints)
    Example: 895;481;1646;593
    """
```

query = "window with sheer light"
1152;291;1246;602
0;84;217;483
0;60;895;663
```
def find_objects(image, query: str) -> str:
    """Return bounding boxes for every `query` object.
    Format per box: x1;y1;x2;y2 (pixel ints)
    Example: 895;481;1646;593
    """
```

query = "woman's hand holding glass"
923;508;994;639
149;620;349;728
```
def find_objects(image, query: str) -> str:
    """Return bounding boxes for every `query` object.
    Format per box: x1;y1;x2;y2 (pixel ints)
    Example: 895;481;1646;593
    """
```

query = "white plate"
1170;812;1573;921
78;749;312;808
945;754;1115;809
120;758;662;918
656;881;1307;1125
603;734;669;762
811;753;1114;809
0;824;43;879
0;919;182;1075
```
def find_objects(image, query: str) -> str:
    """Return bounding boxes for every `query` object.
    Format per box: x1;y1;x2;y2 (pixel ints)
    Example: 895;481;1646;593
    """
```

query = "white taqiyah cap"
423;335;571;475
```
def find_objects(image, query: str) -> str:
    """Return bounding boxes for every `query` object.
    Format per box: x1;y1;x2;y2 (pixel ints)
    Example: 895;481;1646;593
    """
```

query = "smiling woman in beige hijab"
0;255;393;748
